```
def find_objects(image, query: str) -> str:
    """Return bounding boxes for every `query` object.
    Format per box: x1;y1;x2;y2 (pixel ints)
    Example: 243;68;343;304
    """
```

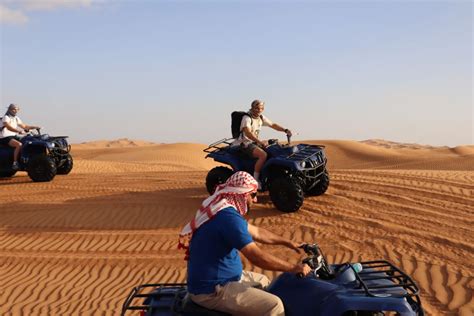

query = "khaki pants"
189;271;285;316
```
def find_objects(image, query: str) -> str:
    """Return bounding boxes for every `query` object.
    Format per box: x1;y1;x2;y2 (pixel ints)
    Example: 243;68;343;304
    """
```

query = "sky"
0;0;472;146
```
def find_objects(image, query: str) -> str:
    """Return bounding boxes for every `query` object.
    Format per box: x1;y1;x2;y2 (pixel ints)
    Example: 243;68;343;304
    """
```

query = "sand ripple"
0;140;472;315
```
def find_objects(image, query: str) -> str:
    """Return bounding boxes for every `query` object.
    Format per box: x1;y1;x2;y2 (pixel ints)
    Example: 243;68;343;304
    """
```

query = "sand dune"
72;142;220;172
305;140;474;171
76;138;157;148
0;139;472;315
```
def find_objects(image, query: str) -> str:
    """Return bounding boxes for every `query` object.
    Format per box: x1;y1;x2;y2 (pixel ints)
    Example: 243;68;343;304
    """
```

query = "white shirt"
1;115;23;138
232;114;273;147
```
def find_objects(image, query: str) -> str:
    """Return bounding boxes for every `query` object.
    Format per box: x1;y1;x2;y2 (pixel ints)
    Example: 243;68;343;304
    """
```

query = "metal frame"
351;260;423;313
203;138;234;155
121;283;187;316
286;144;325;162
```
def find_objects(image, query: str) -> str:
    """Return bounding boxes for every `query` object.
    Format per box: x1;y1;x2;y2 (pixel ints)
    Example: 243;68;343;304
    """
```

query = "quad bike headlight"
46;142;55;149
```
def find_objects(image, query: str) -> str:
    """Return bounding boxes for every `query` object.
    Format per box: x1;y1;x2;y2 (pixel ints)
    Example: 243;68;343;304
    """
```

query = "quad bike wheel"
0;170;17;178
57;153;73;175
205;166;234;194
269;175;304;212
306;170;330;196
27;154;57;182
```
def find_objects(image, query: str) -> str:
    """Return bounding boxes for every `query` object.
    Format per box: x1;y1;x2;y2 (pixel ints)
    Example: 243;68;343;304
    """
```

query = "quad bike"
0;128;73;182
204;136;329;212
122;242;424;315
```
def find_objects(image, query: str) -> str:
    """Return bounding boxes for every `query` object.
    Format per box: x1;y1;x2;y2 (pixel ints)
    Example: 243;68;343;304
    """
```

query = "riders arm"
3;122;23;133
240;242;308;274
270;123;292;136
248;224;301;251
19;123;38;130
242;126;265;147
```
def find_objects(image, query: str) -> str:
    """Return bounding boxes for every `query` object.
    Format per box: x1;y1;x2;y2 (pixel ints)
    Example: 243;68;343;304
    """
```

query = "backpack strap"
245;112;263;125
239;112;250;138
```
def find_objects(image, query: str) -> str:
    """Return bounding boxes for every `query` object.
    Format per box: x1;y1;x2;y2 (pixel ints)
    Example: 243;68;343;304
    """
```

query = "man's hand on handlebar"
292;263;311;277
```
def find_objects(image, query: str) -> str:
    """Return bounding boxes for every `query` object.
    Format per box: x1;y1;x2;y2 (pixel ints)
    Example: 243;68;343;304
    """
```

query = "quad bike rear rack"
352;260;424;313
121;283;187;316
203;138;234;155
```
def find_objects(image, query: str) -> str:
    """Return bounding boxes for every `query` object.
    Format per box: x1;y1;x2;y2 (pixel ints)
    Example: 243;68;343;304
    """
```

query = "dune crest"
72;142;220;172
76;138;157;148
360;139;448;150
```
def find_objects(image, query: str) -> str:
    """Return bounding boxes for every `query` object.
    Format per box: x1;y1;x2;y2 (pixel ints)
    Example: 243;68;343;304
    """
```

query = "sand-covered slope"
306;139;474;170
0;139;472;315
73;139;220;172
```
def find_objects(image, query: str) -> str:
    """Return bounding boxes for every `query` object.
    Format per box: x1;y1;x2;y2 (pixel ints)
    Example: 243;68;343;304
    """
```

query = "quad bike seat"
226;145;255;160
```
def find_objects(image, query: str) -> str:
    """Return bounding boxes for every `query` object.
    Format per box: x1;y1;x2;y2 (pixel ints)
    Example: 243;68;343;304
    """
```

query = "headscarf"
178;171;258;259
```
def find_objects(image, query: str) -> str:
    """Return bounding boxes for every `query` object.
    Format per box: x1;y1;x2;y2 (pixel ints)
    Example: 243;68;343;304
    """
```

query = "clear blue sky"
1;1;472;146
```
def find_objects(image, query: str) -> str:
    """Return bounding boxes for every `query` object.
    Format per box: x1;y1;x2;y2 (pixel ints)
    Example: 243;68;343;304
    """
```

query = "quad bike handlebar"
27;128;41;135
266;135;292;148
298;243;334;279
19;127;41;137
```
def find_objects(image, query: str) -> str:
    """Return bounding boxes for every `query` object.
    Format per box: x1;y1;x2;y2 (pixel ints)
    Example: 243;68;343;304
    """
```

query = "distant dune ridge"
76;137;157;148
0;139;472;315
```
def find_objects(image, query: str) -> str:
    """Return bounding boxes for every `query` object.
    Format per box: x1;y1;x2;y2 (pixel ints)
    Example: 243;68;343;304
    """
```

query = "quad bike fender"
262;158;301;175
267;272;340;315
270;270;419;316
21;142;49;157
206;153;236;168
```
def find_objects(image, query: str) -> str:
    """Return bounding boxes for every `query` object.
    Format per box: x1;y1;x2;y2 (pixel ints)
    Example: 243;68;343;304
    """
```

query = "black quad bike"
204;136;329;212
0;128;73;182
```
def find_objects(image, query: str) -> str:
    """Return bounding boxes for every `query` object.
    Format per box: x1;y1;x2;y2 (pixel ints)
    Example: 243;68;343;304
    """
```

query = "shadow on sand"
1;185;283;234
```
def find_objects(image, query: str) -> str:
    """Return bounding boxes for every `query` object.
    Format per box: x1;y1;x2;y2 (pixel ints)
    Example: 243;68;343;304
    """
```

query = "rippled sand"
0;139;472;315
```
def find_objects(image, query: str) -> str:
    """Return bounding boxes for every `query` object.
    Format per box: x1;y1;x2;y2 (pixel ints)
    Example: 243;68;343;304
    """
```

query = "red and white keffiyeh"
178;171;258;258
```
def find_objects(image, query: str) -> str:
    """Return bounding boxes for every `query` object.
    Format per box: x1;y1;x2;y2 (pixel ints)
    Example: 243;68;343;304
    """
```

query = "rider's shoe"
12;162;19;170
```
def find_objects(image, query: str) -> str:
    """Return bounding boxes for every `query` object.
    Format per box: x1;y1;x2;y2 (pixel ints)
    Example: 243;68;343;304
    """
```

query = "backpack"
231;111;262;139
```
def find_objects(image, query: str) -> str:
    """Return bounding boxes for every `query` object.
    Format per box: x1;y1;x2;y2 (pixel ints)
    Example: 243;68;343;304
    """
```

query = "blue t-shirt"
187;207;253;294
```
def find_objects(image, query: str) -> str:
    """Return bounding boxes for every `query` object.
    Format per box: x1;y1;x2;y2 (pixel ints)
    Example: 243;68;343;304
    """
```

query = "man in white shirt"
232;100;292;189
0;104;40;170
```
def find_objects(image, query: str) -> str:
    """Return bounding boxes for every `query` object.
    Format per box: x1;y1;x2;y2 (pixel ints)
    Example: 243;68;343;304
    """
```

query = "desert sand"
0;139;472;315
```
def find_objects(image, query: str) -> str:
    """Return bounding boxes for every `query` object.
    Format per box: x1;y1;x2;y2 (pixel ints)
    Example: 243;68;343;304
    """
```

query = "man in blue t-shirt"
179;171;310;316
